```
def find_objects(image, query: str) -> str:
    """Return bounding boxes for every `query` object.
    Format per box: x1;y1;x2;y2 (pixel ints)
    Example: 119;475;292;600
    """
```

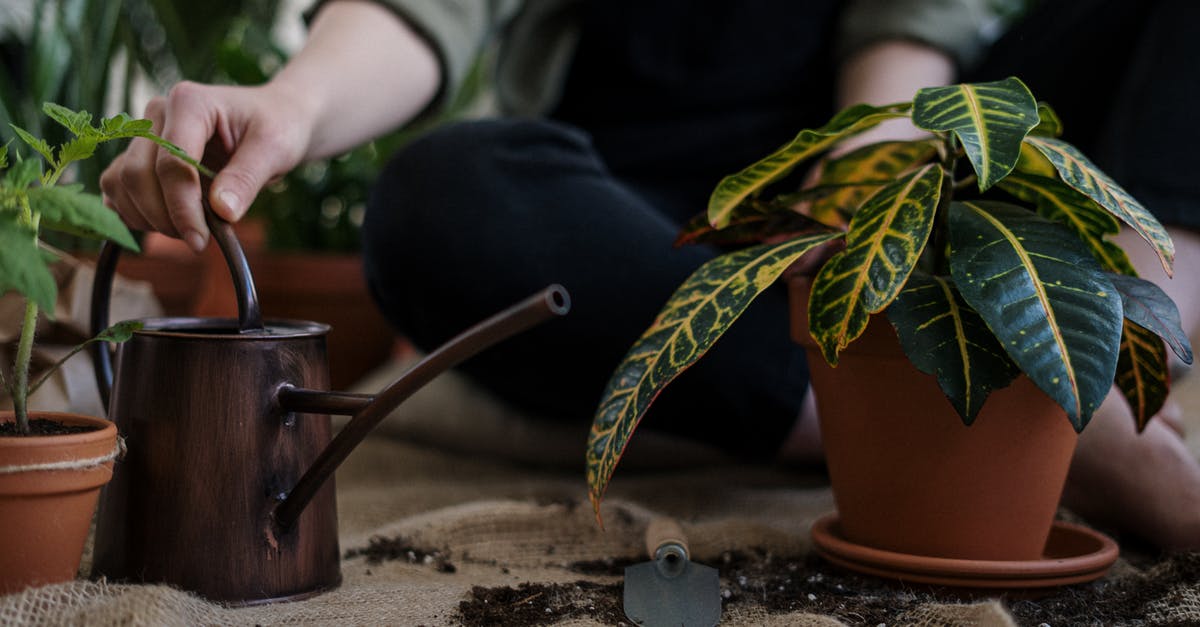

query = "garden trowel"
623;517;721;626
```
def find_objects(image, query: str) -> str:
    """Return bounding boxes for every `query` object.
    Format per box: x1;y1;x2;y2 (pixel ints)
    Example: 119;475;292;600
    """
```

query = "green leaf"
586;232;842;520
674;202;829;247
912;77;1040;191
0;143;8;169
4;157;43;190
807;164;943;364
0;220;56;312
1115;321;1170;432
1026;135;1174;276
42;102;94;137
1029;102;1063;137
134;131;216;179
949;201;1124;430
887;272;1020;424
1108;273;1193;365
998;172;1132;272
707;102;911;228
99;113;153;138
10;125;54;165
26;185;139;250
809;140;939;224
57;136;98;166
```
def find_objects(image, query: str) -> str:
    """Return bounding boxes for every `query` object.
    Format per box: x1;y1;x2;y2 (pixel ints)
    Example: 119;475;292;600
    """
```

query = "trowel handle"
646;517;690;561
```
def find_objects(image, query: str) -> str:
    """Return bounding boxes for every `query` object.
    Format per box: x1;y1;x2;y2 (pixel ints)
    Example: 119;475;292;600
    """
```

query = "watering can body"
92;318;341;604
89;213;570;605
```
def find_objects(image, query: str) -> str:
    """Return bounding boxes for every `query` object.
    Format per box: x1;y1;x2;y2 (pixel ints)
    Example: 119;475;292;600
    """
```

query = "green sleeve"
838;0;1021;71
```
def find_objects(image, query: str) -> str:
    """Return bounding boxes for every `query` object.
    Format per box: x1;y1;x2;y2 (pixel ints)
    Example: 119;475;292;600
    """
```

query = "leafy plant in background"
0;102;205;433
585;77;1193;519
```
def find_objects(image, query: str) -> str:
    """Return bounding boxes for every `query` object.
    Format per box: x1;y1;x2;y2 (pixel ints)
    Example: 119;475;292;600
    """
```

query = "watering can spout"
271;283;570;528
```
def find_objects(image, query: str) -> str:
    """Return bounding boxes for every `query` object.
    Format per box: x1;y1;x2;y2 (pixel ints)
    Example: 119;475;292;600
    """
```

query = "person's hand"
100;80;313;252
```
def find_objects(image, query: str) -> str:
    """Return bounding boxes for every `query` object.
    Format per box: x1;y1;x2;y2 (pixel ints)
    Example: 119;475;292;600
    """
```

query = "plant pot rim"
0;411;118;471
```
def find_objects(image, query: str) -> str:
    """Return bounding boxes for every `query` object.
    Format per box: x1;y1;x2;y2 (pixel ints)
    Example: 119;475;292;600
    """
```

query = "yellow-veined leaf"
887;272;1020;424
586;231;842;522
1030;101;1063;137
1026;135;1174;276
807;164;943;364
1116;320;1170;432
707;103;911;228
912;77;1039;191
808;140;938;224
948;201;1123;430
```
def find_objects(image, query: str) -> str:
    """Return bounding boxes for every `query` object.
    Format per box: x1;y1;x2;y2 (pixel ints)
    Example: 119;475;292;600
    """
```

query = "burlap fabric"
2;271;1199;625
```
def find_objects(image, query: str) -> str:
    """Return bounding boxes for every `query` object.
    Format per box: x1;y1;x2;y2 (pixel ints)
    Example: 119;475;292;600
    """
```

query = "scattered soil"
457;581;625;626
344;535;457;573
0;418;94;437
458;549;1200;626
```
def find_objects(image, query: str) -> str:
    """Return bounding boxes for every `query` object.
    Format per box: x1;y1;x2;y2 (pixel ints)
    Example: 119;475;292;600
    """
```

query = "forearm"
835;40;955;151
269;0;441;161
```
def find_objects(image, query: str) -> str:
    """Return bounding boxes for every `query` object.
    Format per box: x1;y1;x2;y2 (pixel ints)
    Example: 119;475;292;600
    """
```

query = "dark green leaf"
58;136;98;166
586;232;843;520
912;77;1040;191
887;272;1020;423
94;320;143;343
1108;273;1193;364
0;220;56;312
707;102;911;228
0;143;8;169
998;172;1132;272
26;185;139;250
808;164;943;364
1026;135;1174;276
99;113;154;138
949;201;1123;430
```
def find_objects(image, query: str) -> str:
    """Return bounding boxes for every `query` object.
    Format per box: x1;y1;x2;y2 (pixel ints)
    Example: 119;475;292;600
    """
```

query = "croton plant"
585;77;1193;519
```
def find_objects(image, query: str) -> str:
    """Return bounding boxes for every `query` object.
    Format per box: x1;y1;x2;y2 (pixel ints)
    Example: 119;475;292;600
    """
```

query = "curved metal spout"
272;284;571;529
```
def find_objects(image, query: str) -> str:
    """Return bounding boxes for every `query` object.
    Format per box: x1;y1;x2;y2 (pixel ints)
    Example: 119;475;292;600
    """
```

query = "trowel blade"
623;559;721;626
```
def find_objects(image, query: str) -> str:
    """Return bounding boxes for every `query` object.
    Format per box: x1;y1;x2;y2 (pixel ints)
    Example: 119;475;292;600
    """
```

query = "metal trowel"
623;517;721;626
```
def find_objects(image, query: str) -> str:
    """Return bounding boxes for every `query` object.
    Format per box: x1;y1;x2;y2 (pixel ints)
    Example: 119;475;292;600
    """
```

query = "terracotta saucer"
810;512;1119;590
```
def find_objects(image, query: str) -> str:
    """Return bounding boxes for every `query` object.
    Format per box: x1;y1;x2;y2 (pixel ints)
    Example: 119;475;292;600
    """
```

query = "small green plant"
0;102;205;434
585;77;1194;519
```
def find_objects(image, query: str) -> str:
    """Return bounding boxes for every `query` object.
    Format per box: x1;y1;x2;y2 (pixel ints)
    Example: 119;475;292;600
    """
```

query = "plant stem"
12;300;38;433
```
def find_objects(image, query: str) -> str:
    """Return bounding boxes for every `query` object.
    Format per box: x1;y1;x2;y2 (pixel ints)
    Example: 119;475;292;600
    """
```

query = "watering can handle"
90;204;265;409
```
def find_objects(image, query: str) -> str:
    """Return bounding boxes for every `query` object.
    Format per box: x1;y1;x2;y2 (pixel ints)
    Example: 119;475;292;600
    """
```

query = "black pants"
362;0;1198;460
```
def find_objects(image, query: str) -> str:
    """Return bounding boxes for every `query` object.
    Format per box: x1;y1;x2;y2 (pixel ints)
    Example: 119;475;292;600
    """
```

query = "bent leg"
362;118;807;459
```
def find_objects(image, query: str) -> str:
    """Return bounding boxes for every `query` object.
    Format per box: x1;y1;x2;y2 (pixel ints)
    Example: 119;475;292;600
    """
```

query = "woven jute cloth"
3;336;1200;625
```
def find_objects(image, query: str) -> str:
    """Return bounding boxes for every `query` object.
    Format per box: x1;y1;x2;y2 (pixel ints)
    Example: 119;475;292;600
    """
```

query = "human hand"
100;80;313;252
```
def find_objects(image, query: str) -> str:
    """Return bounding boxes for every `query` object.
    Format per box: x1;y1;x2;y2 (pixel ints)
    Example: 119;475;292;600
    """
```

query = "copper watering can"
88;211;570;604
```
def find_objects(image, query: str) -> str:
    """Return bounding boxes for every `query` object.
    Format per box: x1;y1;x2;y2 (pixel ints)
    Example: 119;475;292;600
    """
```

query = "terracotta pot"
788;277;1079;561
0;412;118;594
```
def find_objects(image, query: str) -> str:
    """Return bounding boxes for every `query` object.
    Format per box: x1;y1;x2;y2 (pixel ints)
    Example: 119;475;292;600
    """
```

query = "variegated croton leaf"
808;140;939;226
912;76;1040;191
808;164;943;364
887;272;1020;424
674;200;827;248
707;102;911;228
998;172;1176;427
586;231;841;521
948;201;1124;430
1026;135;1174;276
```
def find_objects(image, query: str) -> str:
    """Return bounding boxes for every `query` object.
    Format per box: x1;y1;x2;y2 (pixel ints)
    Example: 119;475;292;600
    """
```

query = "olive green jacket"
308;0;1011;119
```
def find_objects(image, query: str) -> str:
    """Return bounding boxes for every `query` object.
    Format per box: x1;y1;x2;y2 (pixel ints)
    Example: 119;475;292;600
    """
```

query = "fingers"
208;125;293;223
101;98;175;236
155;82;215;251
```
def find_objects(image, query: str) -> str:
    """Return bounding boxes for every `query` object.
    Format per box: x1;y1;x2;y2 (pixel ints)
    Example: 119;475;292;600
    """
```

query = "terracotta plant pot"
788;276;1079;562
0;412;118;594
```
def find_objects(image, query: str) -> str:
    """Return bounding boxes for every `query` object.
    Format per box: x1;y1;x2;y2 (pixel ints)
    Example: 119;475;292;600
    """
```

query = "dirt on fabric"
345;529;1200;626
0;418;94;436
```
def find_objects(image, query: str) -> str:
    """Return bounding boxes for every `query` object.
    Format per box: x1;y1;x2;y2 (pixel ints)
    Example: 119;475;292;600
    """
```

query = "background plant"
585;77;1193;519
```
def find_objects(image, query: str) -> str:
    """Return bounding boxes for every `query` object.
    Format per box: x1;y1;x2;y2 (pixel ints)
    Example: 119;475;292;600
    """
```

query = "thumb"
208;131;296;222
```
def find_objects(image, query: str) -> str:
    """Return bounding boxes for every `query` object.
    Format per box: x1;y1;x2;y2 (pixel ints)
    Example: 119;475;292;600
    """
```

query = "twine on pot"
0;436;126;475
